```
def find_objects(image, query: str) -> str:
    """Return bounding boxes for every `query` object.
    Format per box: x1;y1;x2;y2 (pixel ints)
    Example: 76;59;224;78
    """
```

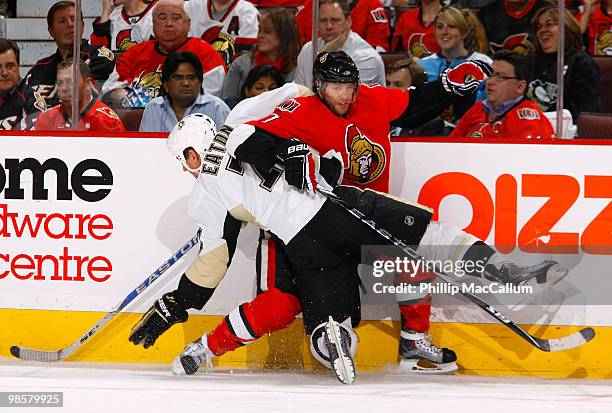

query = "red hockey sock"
399;296;432;333
207;288;302;356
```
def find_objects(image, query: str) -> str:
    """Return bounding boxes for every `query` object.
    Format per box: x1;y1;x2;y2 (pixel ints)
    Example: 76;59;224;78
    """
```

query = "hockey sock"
207;288;301;356
399;298;432;333
418;221;497;278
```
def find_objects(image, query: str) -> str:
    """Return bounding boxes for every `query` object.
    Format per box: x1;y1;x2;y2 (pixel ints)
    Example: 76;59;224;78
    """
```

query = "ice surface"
1;358;611;413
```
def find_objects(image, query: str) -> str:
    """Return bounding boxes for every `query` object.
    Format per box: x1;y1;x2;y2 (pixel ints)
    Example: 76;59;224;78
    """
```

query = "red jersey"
101;37;226;100
249;85;409;191
296;0;390;51
35;99;126;132
578;5;611;56
391;8;440;57
450;98;554;139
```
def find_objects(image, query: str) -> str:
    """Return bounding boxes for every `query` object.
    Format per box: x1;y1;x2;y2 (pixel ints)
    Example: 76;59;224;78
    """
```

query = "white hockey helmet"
167;113;217;173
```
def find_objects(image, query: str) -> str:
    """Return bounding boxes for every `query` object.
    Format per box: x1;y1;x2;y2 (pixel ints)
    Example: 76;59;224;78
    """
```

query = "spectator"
386;57;425;89
451;50;554;139
131;0;259;66
139;51;230;132
527;6;601;121
25;1;115;107
35;59;126;132
418;6;491;127
0;39;47;130
578;0;611;56
241;64;285;98
477;0;548;55
221;8;300;101
295;0;385;87
386;58;445;136
101;0;225;107
90;0;157;52
296;0;390;51
185;0;259;65
391;0;442;57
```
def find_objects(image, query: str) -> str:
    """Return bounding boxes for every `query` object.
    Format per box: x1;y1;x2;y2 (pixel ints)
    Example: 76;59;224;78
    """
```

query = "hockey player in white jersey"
129;113;568;384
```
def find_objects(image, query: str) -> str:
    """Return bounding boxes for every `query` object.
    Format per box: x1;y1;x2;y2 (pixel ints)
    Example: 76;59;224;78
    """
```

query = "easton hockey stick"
10;234;200;362
320;189;595;352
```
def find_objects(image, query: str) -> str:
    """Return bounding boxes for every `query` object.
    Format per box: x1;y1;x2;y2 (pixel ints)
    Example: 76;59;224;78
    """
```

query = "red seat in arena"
115;108;145;132
577;112;612;139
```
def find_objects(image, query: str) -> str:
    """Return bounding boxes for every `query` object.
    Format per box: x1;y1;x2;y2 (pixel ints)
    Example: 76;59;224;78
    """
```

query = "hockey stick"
320;189;595;352
10;234;200;362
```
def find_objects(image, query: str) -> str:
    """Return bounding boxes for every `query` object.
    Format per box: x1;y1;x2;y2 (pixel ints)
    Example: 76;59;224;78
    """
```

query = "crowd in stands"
0;0;609;137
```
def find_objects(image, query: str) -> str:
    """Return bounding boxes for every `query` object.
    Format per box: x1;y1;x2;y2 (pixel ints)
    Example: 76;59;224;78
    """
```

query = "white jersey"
108;2;156;51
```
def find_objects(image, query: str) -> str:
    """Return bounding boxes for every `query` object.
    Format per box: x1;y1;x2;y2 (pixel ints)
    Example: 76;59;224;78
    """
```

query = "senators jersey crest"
344;125;386;184
490;33;534;56
408;33;431;59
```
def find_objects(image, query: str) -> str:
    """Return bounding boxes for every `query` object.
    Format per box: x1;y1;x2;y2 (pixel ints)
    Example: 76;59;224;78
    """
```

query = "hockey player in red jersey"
35;59;125;132
129;112;568;383
451;50;554;139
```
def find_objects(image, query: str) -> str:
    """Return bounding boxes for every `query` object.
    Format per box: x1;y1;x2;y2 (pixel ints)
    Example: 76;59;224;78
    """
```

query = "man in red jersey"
35;59;125;132
451;51;554;139
101;0;225;107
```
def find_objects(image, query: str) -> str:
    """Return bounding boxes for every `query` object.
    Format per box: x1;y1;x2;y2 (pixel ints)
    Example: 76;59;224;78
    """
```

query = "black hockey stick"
320;189;595;352
10;234;200;362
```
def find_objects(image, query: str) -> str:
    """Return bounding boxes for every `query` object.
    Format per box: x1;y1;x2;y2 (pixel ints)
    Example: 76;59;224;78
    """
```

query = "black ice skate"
483;260;568;290
171;334;215;375
399;330;458;374
324;317;356;385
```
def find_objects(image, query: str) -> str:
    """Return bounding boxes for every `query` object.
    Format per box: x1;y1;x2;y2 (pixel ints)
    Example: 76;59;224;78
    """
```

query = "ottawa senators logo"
134;71;162;99
344;124;386;184
370;7;388;23
517;108;540;120
116;29;137;51
202;27;236;66
407;33;430;58
490;33;534;56
97;46;115;61
33;91;47;111
595;29;612;56
278;99;300;113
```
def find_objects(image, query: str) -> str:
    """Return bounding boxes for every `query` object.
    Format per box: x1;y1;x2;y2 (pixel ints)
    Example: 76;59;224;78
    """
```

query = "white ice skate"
399;330;458;375
324;316;356;385
171;334;215;375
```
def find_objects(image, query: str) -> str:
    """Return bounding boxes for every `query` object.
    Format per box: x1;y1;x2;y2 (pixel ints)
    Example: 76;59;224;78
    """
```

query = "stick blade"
537;327;596;352
10;345;63;362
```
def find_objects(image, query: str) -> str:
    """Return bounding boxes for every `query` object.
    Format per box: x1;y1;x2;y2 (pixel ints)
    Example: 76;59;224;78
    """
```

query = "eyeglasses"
170;73;199;82
488;73;520;82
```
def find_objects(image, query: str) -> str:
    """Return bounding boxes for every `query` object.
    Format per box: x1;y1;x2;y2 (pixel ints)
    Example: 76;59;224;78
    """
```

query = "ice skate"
484;260;569;291
171;334;215;375
399;330;458;374
324;317;356;385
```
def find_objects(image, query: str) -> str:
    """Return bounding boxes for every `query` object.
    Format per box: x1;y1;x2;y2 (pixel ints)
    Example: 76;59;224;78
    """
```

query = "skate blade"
399;359;458;375
326;317;356;385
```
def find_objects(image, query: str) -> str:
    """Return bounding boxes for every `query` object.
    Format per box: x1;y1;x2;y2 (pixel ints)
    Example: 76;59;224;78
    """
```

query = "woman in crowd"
221;8;301;102
417;6;491;129
391;0;443;58
527;6;601;121
225;65;286;108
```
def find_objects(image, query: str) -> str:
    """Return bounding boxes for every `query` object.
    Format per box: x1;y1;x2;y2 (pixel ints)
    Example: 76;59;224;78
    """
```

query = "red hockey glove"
276;138;318;192
441;60;493;96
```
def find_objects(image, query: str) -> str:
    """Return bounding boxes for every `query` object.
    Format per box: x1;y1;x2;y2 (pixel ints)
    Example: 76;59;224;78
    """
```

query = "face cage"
175;153;202;174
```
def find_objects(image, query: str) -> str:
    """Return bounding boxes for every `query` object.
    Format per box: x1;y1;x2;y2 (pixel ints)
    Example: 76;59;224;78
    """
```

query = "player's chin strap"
317;188;595;352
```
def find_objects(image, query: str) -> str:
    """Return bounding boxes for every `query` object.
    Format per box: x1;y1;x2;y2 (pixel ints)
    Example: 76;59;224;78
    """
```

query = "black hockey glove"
276;138;317;192
440;60;493;96
129;292;188;349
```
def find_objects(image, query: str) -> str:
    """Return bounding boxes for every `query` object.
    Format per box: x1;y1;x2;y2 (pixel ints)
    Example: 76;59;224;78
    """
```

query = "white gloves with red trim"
440;60;493;96
276;138;318;192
